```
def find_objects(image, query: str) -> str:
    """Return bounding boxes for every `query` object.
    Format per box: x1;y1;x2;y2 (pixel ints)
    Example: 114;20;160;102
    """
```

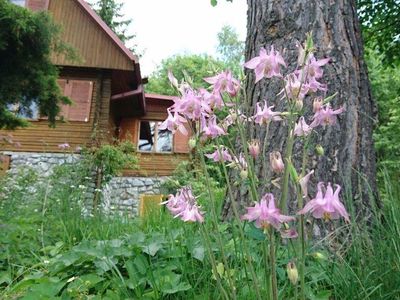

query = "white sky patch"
121;0;247;76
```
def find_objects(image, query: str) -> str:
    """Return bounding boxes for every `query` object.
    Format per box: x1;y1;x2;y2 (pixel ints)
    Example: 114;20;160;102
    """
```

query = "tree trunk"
222;0;378;221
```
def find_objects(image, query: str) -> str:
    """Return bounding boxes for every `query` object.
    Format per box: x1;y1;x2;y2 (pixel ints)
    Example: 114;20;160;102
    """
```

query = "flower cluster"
162;186;204;223
161;37;349;227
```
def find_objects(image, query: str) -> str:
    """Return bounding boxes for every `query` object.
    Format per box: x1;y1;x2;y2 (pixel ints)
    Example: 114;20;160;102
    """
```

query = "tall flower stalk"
160;33;350;300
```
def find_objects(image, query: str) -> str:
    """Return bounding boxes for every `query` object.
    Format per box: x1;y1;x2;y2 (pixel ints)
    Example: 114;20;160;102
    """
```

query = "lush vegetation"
1;162;399;299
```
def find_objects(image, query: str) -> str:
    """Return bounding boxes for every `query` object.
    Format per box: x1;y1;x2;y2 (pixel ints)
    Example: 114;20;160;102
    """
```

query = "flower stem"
220;157;263;300
199;224;230;300
268;228;278;300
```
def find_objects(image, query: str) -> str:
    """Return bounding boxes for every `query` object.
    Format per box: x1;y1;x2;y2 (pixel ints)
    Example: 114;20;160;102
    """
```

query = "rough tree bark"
222;0;378;221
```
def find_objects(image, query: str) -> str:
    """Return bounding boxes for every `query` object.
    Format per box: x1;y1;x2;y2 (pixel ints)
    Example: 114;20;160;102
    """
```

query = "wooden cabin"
0;0;190;177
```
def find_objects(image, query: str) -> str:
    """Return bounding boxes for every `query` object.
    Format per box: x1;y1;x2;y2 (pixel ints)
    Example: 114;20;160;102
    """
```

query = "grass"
0;164;399;299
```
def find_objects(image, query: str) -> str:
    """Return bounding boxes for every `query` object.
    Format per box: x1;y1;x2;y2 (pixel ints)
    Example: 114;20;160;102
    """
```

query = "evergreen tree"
0;0;70;129
92;0;137;51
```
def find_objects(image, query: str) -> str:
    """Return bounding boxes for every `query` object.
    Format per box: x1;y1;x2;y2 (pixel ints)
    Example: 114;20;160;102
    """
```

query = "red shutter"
26;0;49;11
67;80;93;122
57;79;70;119
173;124;191;153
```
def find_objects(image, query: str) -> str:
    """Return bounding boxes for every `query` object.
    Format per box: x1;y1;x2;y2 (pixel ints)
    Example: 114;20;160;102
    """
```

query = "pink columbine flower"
244;46;286;83
228;152;248;171
58;143;70;150
201;115;226;139
305;54;330;79
294;117;312;137
248;140;261;159
282;73;309;100
253;100;282;125
205;147;233;162
298;182;350;222
313;97;324;112
204;70;240;97
168;70;179;88
310;104;344;128
242;193;295;230
174;89;210;121
159;108;188;135
299;170;314;198
270;151;284;173
280;228;299;239
199;88;225;111
162;186;204;223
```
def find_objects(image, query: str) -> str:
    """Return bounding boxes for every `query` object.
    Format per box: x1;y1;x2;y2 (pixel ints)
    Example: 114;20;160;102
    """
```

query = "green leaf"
142;241;163;256
191;246;205;262
134;254;149;275
211;0;218;6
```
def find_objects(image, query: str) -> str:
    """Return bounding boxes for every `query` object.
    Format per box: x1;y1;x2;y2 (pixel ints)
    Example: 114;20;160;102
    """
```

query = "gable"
48;0;135;71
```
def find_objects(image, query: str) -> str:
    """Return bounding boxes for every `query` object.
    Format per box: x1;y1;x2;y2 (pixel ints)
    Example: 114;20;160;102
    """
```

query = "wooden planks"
122;153;189;176
48;0;134;71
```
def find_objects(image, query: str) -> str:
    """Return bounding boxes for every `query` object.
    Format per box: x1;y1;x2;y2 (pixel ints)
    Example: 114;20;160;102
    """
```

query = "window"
10;0;26;7
138;121;172;153
8;101;39;120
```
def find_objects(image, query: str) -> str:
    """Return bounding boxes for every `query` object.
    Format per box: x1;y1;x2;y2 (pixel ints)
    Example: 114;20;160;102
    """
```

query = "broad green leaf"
142;241;162;256
191;246;205;262
211;0;218;7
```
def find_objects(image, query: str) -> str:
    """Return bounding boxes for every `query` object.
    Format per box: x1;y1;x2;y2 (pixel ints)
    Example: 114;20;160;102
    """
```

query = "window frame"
137;120;173;154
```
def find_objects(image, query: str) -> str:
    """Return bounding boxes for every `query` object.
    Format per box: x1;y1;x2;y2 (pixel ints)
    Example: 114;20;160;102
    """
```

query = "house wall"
0;68;111;152
118;98;191;176
48;0;134;71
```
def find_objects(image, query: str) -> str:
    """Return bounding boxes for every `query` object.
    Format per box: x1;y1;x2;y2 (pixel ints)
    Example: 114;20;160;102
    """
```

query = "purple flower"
201;115;226;139
298;182;350;222
162;187;204;223
204;70;240;97
305;54;330;79
242;193;295;230
299;170;314;198
294;117;312;137
159;108;188;135
228;153;248;171
199;88;225;111
174;89;210;121
310;104;344;128
280;228;299;239
270;151;284;173
253;100;282;125
205;147;233;162
58;143;70;150
282;73;309;100
248;140;260;159
244;46;286;83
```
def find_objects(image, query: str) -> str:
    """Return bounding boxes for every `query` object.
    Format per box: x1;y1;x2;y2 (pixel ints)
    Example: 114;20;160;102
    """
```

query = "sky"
121;0;248;76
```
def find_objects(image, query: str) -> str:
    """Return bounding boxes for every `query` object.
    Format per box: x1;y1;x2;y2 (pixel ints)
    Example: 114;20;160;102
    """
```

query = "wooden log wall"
0;69;111;153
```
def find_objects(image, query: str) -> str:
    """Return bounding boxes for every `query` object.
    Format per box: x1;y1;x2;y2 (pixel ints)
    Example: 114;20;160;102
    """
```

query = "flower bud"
312;252;327;260
248;139;260;159
270;151;284;173
188;138;196;150
295;99;303;111
313;97;323;112
287;262;299;285
315;144;324;156
240;169;248;180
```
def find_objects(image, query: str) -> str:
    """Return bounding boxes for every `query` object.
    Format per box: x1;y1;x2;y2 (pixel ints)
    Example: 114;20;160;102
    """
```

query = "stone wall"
2;152;168;216
102;176;167;216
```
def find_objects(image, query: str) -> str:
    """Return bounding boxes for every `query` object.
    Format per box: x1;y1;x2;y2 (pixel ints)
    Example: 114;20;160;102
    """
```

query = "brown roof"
75;0;138;63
